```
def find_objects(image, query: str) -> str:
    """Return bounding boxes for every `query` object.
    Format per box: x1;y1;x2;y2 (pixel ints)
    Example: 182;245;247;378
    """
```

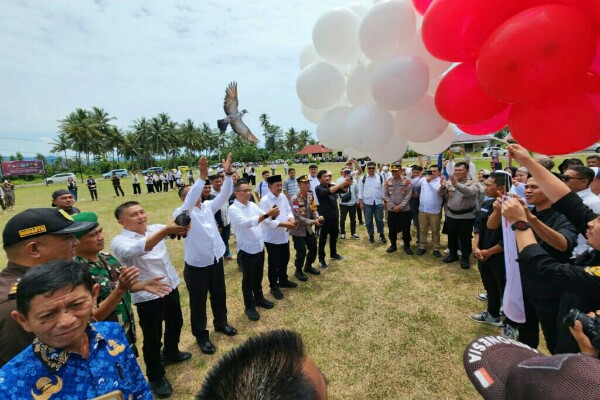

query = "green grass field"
0;159;570;399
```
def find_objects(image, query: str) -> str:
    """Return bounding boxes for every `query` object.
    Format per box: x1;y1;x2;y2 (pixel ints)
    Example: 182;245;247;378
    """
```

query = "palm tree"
284;128;299;153
132;117;153;167
259;113;270;130
50;133;72;165
59;108;103;174
119;131;141;169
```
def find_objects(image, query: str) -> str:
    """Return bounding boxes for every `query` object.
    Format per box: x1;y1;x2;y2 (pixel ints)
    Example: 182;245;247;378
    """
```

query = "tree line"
49;107;317;173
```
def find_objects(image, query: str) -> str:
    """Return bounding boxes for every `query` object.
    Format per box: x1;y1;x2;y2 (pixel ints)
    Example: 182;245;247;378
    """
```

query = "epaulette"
584;266;600;277
7;279;19;299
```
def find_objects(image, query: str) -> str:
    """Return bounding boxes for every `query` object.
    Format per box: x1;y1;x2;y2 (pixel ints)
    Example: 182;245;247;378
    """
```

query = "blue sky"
0;0;357;156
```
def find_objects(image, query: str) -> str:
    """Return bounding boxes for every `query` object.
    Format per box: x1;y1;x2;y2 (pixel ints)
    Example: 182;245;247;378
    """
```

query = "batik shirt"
0;322;152;399
74;253;137;352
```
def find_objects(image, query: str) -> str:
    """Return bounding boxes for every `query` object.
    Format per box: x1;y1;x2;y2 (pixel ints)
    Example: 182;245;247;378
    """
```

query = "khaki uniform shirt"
439;179;479;219
383;177;412;212
0;263;35;367
289;191;319;237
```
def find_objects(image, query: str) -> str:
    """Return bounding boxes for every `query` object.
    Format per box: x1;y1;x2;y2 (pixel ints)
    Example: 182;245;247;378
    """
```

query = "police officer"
0;208;94;366
289;175;322;282
383;163;413;254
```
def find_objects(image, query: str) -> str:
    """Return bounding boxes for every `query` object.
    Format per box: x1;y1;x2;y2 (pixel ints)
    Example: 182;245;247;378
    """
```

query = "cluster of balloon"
296;1;456;163
421;0;600;155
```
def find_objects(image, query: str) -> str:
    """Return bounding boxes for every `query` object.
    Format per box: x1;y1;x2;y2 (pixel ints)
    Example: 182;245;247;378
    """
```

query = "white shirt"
229;199;265;254
259;191;294;244
412;176;443;213
211;187;230;226
573;188;600;256
172;176;233;267
254;179;271;199
359;174;384;205
111;224;181;304
174;170;182;179
309;175;320;205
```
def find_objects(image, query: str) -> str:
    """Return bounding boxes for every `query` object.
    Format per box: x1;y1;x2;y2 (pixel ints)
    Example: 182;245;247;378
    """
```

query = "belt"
448;206;475;215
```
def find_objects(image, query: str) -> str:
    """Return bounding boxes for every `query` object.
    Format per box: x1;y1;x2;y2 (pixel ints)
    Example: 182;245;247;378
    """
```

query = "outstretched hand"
198;157;209;180
222;152;233;174
507;144;532;165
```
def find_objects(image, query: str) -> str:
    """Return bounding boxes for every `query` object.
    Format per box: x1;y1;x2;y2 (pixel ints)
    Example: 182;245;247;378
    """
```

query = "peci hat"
464;335;600;399
51;189;71;200
296;175;309;183
3;208;97;247
266;175;282;184
71;212;100;238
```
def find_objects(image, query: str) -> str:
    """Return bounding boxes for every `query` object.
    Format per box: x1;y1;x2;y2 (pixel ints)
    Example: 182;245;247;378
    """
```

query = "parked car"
45;172;76;184
177;166;189;174
102;169;128;179
142;167;164;175
581;143;600;153
481;147;507;157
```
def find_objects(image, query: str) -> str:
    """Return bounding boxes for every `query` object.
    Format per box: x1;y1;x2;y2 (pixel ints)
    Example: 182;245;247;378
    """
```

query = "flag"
501;204;526;323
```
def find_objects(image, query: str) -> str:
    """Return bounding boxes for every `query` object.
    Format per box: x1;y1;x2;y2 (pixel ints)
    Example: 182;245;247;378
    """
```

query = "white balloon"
348;2;370;19
411;29;452;77
344;103;394;152
317;107;353;150
312;8;362;66
428;73;443;96
344;147;370;158
359;0;416;62
302;104;327;124
408;125;457;155
346;63;374;106
296;62;345;109
369;133;408;164
299;44;323;70
395;94;448;143
370;55;429;111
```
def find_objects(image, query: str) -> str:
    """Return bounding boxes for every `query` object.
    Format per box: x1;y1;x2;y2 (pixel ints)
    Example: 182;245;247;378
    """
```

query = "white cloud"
0;0;358;155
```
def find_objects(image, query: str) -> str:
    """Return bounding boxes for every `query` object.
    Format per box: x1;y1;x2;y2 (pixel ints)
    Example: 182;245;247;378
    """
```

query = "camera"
563;308;600;348
425;170;433;176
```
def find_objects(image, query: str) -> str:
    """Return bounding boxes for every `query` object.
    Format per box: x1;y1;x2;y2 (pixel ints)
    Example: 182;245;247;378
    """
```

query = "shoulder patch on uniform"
584;266;600;277
8;279;19;298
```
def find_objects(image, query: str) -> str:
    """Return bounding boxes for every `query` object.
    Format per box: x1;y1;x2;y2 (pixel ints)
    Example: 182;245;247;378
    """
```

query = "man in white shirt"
229;180;280;321
254;170;271;201
259;175;298;300
173;154;237;357
210;174;233;260
412;165;444;257
359;161;386;244
308;164;320;207
563;166;600;258
110;201;189;398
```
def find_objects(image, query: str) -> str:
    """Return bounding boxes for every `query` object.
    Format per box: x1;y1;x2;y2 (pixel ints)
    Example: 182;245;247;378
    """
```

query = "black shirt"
316;184;339;219
474;199;503;266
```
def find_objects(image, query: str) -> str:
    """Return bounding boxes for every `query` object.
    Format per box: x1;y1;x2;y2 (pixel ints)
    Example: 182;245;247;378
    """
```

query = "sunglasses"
561;176;586;182
367;167;376;170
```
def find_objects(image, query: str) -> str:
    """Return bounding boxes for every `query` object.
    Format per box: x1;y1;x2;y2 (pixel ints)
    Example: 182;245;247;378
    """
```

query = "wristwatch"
511;221;531;231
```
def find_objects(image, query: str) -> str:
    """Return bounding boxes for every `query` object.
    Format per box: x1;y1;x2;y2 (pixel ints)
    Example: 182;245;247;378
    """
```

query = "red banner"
1;160;45;176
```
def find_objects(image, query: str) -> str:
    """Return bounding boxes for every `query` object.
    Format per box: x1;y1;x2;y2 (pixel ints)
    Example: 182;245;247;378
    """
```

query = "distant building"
453;133;498;152
297;144;334;158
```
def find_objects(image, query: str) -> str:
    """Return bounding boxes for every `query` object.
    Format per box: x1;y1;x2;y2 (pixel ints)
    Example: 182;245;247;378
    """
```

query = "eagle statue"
217;82;259;143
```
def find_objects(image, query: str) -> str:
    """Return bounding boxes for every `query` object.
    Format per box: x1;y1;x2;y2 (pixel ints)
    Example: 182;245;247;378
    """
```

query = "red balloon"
526;0;600;33
435;63;508;125
412;0;434;16
457;106;510;135
509;91;600;155
477;5;596;103
592;36;600;75
421;0;530;62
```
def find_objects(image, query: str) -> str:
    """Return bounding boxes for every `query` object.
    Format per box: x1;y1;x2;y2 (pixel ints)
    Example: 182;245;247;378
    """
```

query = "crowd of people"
3;146;600;398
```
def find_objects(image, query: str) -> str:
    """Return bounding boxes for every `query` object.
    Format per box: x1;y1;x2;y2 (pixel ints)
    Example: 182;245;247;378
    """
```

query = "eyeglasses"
367;167;376;170
561;176;586;182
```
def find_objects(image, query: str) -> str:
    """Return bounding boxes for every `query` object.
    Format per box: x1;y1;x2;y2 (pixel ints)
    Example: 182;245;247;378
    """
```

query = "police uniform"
289;175;321;280
0;263;35;367
383;164;413;253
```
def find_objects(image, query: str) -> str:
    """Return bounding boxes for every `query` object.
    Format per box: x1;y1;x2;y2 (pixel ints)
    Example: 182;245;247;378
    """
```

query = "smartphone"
425;170;433;176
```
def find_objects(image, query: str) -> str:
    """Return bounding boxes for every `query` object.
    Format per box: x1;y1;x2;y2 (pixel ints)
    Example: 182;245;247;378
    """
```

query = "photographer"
501;143;600;354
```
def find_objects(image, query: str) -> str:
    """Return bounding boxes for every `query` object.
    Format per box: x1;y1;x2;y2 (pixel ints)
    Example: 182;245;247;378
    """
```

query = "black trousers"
265;242;290;288
146;183;155;193
478;260;505;318
318;217;339;261
183;260;228;340
89;189;98;200
356;203;363;223
446;216;474;256
388;210;412;246
163;181;169;191
154;181;161;192
135;288;183;382
292;234;317;270
238;250;265;308
169;179;175;189
113;185;124;196
340;204;357;235
519;296;560;354
411;210;420;244
133;183;141;194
